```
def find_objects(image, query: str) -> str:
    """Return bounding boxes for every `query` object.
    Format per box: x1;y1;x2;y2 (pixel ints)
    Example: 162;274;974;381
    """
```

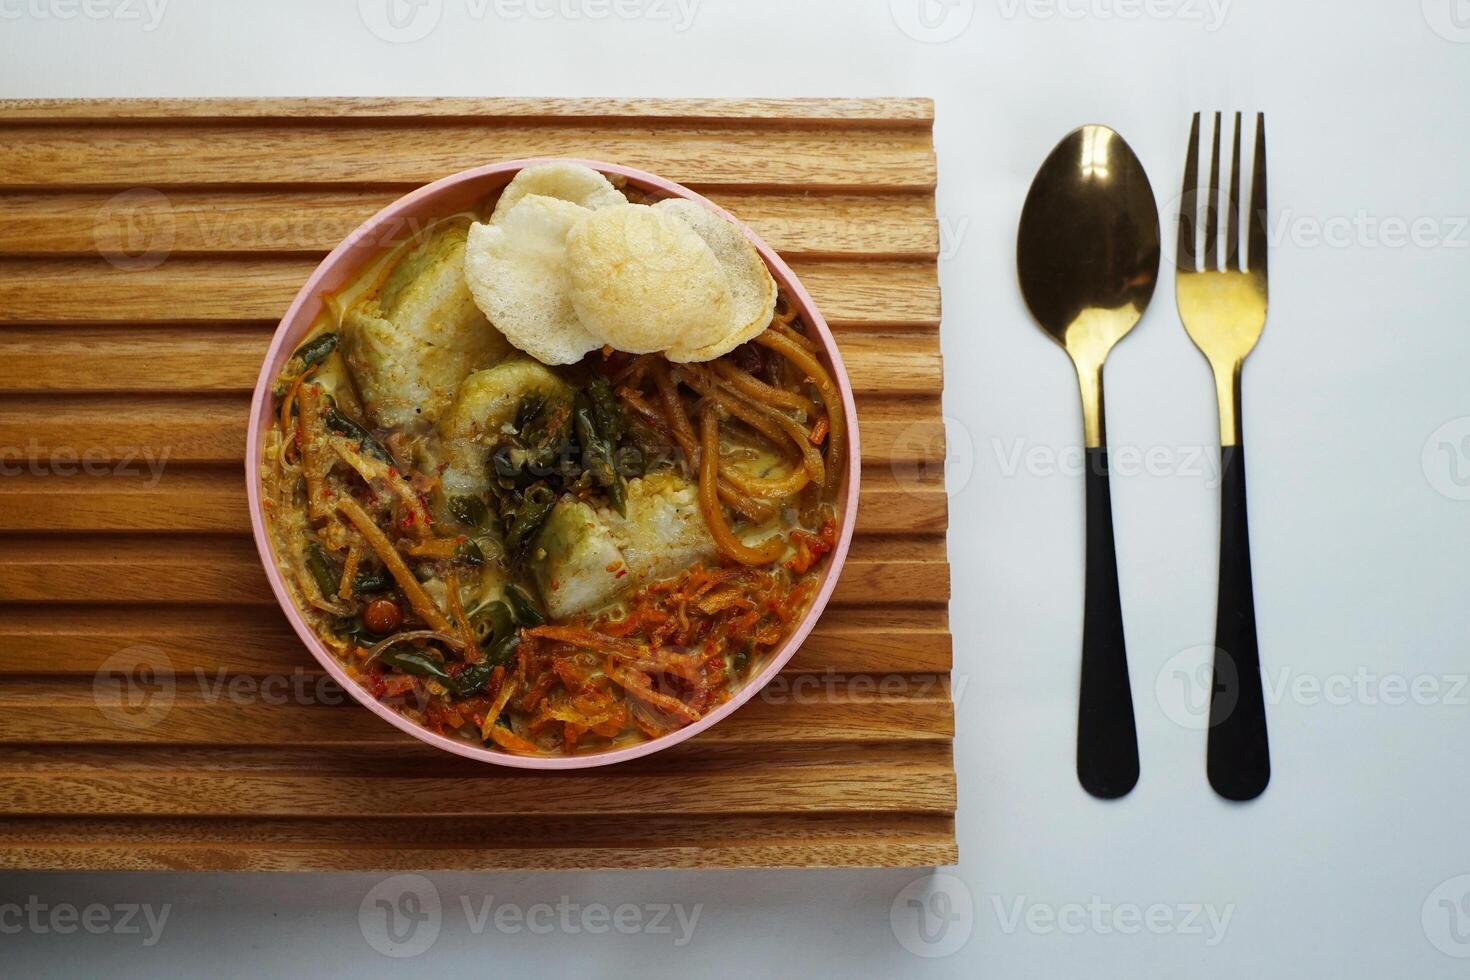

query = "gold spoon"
1017;125;1160;799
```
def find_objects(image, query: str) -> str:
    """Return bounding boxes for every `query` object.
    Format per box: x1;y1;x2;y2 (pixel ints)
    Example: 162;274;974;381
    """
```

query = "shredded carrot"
606;650;706;684
444;568;482;663
698;588;750;615
607;666;702;724
280;365;315;464
381;674;416;698
525;624;648;658
338;543;362;601
296;382;333;520
485;724;542;755
786;518;838;575
403;537;460;560
336;496;452;634
516;668;558;715
480;672;517;742
628;699;673;739
328;436;432;538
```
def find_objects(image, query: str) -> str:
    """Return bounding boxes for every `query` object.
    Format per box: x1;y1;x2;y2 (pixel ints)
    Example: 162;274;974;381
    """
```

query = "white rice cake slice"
530;499;629;620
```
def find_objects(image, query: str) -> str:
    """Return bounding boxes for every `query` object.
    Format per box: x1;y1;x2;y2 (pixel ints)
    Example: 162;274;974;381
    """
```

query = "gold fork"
1176;111;1271;801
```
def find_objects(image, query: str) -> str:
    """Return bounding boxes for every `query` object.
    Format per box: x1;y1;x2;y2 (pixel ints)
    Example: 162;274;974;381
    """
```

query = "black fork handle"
1077;446;1140;799
1207;442;1271;800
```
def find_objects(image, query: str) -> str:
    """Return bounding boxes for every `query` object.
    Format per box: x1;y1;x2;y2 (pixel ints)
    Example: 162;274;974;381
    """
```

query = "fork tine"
1177;111;1200;272
1225;112;1242;271
1204;111;1222;270
1248;112;1268;280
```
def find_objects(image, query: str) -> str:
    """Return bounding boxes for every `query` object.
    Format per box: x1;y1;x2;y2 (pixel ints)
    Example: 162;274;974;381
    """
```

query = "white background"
4;0;1470;975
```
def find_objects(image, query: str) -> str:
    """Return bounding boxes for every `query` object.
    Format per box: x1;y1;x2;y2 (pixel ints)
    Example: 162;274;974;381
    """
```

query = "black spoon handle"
1207;442;1271;801
1077;446;1140;799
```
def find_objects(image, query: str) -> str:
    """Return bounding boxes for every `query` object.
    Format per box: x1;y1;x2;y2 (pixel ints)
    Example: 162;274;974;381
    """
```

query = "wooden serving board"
0;98;953;870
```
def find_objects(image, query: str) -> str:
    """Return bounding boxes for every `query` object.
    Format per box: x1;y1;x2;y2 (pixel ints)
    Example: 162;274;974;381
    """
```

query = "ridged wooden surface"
0;98;953;871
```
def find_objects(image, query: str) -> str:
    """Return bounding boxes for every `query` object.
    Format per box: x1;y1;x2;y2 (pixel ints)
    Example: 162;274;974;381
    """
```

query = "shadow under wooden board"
0;98;954;871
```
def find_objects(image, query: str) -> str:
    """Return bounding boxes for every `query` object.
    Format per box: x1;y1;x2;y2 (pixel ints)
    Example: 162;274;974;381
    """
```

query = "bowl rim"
245;158;861;769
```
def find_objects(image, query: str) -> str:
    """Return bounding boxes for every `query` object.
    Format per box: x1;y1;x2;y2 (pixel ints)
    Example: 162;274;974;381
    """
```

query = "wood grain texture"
0;812;956;871
0;256;940;326
0;97;935;123
0;124;936;189
0;685;956;748
0;97;953;872
0;190;939;258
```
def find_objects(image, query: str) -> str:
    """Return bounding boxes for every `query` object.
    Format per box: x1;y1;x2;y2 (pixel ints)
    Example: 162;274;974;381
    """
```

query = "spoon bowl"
1018;124;1160;446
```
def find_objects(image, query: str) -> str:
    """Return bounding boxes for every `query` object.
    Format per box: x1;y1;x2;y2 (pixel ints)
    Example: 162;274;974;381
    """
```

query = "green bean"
483;632;521;669
304;542;341;599
447;495;490;531
494;442;561;486
470;600;515;646
353;570;392;594
574;397;625;515
588;375;627;443
291;332;339;370
515;392;548;433
605;469;627;514
334;615;377;646
377;638;502;699
455;540;485;566
377;648;452;685
504;583;547;628
614;444;646;480
529;442;569;481
732;643;753;677
491;444;525;484
448;660;495;699
505;484;557;562
323;406;393;465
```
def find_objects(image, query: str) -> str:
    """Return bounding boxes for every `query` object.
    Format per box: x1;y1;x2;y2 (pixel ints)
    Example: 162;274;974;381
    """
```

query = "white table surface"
5;1;1470;975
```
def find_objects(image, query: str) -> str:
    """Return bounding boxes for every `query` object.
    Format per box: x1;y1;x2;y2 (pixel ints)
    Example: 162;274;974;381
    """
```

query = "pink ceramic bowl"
246;159;860;769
